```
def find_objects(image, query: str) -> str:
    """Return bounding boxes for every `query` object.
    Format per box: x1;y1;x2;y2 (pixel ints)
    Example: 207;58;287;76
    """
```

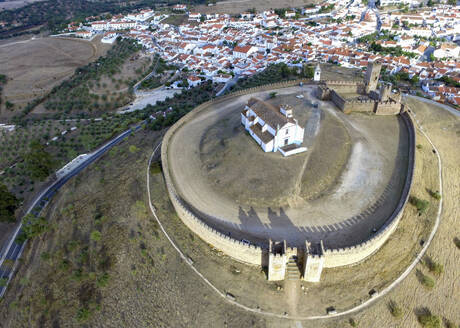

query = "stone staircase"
286;256;300;280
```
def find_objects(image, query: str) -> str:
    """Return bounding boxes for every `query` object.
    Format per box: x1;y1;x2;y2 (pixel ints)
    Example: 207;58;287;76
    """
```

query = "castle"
316;61;405;115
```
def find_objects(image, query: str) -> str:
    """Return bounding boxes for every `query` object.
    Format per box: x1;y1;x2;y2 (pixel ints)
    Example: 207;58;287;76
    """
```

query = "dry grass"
0;131;266;328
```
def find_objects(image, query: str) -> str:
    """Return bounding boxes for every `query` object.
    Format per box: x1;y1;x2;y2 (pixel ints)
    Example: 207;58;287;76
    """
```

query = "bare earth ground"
168;86;409;248
193;0;318;15
0;36;111;118
0;98;457;327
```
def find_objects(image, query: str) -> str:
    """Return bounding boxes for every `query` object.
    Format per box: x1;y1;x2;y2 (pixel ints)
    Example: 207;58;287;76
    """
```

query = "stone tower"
379;82;392;101
268;240;287;281
302;241;324;282
365;61;382;94
314;63;321;82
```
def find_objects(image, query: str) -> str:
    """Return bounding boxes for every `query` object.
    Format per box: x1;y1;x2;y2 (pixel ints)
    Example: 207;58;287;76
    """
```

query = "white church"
241;97;307;157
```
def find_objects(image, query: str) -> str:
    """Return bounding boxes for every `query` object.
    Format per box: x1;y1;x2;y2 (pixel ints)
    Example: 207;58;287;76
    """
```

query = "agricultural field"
0;115;141;197
32;38;152;116
0;35;112;119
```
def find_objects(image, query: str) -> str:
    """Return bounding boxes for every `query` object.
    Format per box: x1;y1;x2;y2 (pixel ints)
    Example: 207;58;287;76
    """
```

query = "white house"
241;98;306;156
189;13;202;22
233;45;257;59
433;43;460;59
173;4;187;11
213;74;232;83
187;75;202;87
91;21;107;31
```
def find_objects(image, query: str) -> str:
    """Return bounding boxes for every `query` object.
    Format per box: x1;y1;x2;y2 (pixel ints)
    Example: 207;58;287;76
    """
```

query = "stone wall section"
161;80;416;276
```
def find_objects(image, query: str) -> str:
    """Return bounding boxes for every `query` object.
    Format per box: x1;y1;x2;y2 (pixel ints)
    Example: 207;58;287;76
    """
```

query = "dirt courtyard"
167;86;411;248
0;36;111;118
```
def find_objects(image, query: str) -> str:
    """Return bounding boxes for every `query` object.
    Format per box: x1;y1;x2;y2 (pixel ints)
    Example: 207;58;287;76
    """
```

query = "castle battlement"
161;80;415;283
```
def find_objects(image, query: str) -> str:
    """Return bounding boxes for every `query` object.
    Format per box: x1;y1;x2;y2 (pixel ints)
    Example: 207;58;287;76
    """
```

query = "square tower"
365;61;382;94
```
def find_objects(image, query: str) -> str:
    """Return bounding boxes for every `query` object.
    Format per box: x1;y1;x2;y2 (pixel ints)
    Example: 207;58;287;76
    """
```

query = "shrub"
349;318;358;327
416;144;423;149
454;237;460;249
420;273;435;289
128;145;139;153
388;300;403;318
269;91;277;98
418;310;441;328
425;258;443;276
428;190;441;200
0;277;8;287
96;272;110;287
76;307;92;322
409;196;429;214
150;161;162;175
90;230;101;242
40;252;51;261
445;320;457;328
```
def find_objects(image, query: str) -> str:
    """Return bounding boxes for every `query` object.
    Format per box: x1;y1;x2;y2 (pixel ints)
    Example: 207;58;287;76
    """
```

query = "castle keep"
316;61;404;115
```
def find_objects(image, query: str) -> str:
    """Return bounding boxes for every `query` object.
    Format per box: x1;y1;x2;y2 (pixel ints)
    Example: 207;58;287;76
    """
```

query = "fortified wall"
161;80;416;282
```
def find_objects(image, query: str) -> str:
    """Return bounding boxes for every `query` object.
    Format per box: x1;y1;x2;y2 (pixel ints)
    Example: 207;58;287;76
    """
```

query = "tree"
22;213;50;239
24;140;54;181
90;230;101;242
303;64;315;78
0;183;19;223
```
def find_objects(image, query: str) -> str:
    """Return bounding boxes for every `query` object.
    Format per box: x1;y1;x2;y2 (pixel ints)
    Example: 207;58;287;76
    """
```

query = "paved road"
216;74;240;97
0;123;143;297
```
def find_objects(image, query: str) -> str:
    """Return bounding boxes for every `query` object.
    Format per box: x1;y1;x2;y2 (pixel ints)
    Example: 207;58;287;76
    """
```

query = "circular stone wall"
165;85;411;250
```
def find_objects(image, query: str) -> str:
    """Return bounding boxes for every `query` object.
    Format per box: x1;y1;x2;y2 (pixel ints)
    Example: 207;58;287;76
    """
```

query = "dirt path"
291;106;321;205
285;280;301;316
